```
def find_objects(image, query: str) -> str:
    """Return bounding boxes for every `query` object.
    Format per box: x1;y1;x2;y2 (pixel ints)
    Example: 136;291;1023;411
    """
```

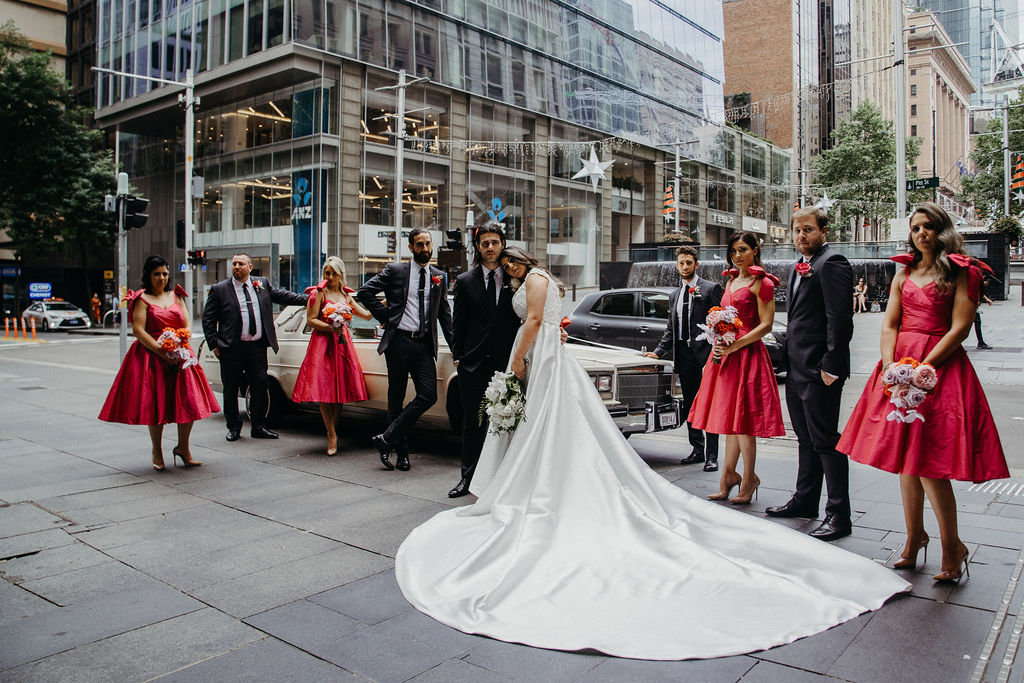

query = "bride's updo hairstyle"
907;202;966;295
500;246;566;296
725;231;765;269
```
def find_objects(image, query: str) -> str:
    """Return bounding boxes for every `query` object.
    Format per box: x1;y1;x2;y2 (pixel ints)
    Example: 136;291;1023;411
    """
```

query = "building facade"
94;0;793;294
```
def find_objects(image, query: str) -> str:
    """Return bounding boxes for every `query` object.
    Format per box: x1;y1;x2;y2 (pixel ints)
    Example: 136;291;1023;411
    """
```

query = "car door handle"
588;323;600;330
638;325;649;333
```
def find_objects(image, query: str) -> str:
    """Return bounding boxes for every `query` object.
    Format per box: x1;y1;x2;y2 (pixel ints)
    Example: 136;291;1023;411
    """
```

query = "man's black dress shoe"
449;477;471;498
394;441;410;471
372;434;394;470
765;497;818;518
977;342;993;350
226;429;241;442
251;427;278;439
808;513;852;542
680;450;704;465
703;457;719;472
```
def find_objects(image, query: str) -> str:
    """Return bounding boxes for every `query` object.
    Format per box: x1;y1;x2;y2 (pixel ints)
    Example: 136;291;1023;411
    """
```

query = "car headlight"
671;372;683;398
762;332;777;345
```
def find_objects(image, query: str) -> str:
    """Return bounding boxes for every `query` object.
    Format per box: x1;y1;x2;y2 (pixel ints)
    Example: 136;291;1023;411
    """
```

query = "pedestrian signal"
186;249;207;266
124;196;149;230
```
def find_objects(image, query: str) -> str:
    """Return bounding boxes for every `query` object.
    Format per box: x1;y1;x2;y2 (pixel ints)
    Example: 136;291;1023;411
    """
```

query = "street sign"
103;270;114;280
1;266;19;277
28;282;52;299
906;176;939;191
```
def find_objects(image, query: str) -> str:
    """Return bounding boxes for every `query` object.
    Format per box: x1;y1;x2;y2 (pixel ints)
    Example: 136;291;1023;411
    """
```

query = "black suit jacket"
356;262;454;359
653;276;724;367
783;245;854;384
202;277;307;354
451;266;519;373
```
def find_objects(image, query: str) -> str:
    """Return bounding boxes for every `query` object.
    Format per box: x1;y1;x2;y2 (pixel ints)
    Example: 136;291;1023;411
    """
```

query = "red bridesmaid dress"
98;286;220;424
291;281;369;404
688;267;785;438
837;254;1007;482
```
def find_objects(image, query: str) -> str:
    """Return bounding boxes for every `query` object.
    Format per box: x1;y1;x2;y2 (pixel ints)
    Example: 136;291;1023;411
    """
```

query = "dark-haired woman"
99;256;220;470
838;203;1007;582
689;232;785;504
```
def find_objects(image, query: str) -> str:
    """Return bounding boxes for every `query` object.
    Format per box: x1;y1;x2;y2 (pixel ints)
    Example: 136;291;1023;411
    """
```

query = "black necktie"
680;289;690;341
242;283;257;336
418;267;427;335
486;269;496;306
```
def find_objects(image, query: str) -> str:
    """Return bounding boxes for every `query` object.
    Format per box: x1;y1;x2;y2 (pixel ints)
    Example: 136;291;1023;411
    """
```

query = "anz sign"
291;176;313;220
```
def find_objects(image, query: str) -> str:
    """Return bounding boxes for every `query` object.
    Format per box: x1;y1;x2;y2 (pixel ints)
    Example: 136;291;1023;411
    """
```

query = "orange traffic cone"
29;318;37;341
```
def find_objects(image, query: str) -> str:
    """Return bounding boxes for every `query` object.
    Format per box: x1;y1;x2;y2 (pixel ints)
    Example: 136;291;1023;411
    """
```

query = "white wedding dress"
395;269;909;660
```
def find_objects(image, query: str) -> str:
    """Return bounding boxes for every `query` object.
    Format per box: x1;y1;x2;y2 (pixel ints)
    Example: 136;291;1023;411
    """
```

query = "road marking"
967;480;1024;496
970;543;1024;683
0;356;114;375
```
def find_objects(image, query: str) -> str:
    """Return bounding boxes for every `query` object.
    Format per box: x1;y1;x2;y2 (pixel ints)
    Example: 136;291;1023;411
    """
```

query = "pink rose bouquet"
882;357;937;423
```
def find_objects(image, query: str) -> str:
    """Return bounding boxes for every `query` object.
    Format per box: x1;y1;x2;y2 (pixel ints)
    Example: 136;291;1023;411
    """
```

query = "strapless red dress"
837;256;1007;482
688;269;785;438
98;286;220;425
291;283;369;404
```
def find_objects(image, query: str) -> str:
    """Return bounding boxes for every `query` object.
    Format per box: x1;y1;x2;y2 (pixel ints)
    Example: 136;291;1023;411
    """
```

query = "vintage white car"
199;305;684;436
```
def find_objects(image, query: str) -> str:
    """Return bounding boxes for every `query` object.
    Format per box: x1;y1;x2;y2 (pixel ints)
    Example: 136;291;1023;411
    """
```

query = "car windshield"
45;303;79;311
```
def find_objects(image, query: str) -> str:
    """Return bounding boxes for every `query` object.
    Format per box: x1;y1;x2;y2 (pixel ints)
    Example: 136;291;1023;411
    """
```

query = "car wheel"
446;377;463;434
245;379;286;428
41;318;49;332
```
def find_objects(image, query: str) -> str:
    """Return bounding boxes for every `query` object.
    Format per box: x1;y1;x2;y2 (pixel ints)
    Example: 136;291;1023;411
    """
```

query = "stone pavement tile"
0;576;58;620
310;570;413;625
827;595;991;682
0;608;264;682
153;637;358;682
408;657;510;682
955;524;1024;552
739;659;828;682
171;467;338;508
752;610;872;674
72;489;210;524
992;501;1024;520
0;584;203;670
244;599;363;651
0;539;111;583
958;509;1022;534
0;466;138;504
850;500;914;536
310;497;451;557
241;482;381;526
462;638;606;681
18;558;168;607
581;654;755;682
37;480;172;512
945;544;1020;613
313;609;478;683
828;533;897;564
0;502;70;538
0;438;54;459
0;528;75;560
190;545;393;618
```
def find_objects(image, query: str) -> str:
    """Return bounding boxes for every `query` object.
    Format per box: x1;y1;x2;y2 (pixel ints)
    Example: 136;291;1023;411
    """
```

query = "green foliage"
959;85;1024;219
990;215;1022;243
811;102;923;239
0;22;116;260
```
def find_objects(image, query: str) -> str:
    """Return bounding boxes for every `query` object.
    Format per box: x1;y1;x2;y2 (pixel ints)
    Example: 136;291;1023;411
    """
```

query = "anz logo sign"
291;177;313;220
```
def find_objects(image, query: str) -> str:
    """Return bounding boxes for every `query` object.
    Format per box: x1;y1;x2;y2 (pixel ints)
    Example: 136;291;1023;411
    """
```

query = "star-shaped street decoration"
572;146;614;192
814;190;836;213
1013;189;1024;204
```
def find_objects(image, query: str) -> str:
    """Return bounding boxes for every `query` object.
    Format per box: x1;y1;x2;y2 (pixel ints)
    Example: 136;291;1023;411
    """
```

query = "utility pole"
894;0;907;224
673;139;681;239
116;172;128;359
1004;94;1011;216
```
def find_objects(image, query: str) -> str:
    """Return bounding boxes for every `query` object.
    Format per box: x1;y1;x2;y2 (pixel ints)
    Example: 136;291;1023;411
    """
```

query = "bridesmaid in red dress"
689;232;785;504
837;203;1007;582
99;256;220;470
292;257;373;455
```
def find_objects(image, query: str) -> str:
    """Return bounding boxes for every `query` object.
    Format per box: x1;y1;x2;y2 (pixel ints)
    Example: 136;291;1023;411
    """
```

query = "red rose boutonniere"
251;279;262;291
795;262;813;278
688;285;702;300
431;275;442;287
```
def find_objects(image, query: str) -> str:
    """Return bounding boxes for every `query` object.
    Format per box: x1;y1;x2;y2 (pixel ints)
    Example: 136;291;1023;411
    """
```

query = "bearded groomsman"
357;228;454;472
766;208;855;542
647;245;724;471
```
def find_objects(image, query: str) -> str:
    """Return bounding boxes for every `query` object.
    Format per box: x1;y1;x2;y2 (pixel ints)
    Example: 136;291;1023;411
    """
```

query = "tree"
811;102;923;241
0;22;116;263
958;84;1024;222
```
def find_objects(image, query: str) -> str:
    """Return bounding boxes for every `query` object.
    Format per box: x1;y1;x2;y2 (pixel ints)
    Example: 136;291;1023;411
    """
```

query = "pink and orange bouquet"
155;326;197;369
321;301;353;341
696;306;744;363
882;357;938;423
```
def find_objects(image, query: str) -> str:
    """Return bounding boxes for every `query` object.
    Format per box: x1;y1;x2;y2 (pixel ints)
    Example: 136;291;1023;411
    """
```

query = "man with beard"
357;228;454;471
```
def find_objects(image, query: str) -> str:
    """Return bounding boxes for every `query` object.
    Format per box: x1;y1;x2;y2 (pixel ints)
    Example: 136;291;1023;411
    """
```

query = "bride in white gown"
395;247;909;661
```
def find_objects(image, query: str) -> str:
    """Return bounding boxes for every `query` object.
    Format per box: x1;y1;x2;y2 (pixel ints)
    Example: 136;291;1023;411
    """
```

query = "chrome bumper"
610;398;684;435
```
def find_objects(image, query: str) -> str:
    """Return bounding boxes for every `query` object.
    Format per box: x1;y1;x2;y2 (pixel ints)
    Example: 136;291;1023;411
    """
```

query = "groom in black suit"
766;208;854;542
202;253;307;441
648;245;724;471
448;224;520;498
357;227;454;471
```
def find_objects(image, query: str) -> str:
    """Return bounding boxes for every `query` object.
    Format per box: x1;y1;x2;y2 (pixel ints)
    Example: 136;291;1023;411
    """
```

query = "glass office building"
96;0;791;290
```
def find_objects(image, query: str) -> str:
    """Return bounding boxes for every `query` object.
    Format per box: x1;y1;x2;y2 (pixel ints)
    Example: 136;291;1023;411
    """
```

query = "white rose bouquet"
479;371;527;435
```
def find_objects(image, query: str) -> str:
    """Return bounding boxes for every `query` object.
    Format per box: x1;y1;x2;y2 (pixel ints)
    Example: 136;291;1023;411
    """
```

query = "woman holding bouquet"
99;256;219;470
689;232;785;504
837;203;1007;582
292;257;372;455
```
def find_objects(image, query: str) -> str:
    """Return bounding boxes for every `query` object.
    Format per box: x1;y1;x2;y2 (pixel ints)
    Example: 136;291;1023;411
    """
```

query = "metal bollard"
29;318;36;340
3;317;8;339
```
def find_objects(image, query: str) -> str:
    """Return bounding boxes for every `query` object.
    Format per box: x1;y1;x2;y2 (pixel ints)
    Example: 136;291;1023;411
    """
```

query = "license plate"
659;412;677;428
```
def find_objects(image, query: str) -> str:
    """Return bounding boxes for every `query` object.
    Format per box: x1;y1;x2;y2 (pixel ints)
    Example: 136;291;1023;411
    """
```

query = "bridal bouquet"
479;371;527;435
156;327;197;369
695;306;744;363
882;358;938;423
321;301;353;340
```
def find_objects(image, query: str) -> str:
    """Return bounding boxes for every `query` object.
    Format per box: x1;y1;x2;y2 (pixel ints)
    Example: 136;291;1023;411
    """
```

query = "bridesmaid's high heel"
152;453;165;471
708;473;742;501
932;543;970;583
173;447;202;468
892;534;929;570
729;475;760;505
327;433;338;457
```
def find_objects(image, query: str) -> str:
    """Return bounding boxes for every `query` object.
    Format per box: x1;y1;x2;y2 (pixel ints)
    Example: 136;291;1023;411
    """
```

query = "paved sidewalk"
1;292;1022;682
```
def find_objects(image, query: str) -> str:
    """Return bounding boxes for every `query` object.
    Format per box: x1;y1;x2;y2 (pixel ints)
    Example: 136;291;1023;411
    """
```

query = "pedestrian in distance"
291;257;373;456
357;227;454;472
853;278;868;313
766;207;855;542
90;292;102;325
974;275;994;350
99;255;219;470
646;245;724;471
201;253;307;442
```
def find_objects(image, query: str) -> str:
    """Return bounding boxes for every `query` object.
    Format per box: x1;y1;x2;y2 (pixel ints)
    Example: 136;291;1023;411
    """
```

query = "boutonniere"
431;275;442;287
688;285;702;300
251;279;262;291
795;262;814;278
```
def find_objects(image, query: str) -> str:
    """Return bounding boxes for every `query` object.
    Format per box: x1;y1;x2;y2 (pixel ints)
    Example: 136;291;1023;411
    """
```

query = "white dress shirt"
399;262;432;333
233;277;263;342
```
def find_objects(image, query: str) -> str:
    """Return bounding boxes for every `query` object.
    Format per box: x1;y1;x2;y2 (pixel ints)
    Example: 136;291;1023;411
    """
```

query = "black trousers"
219;340;270;433
382;333;437;446
457;357;506;481
675;347;719;458
974;311;986;345
785;378;851;518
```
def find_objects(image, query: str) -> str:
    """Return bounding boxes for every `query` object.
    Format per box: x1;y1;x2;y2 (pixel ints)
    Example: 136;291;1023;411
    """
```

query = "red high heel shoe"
932;544;970;583
892;534;929;570
708;473;742;501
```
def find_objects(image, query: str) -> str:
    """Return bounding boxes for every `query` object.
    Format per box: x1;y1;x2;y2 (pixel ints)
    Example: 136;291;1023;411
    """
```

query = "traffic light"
445;229;464;250
124;195;149;230
176;220;186;249
186;249;207;266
